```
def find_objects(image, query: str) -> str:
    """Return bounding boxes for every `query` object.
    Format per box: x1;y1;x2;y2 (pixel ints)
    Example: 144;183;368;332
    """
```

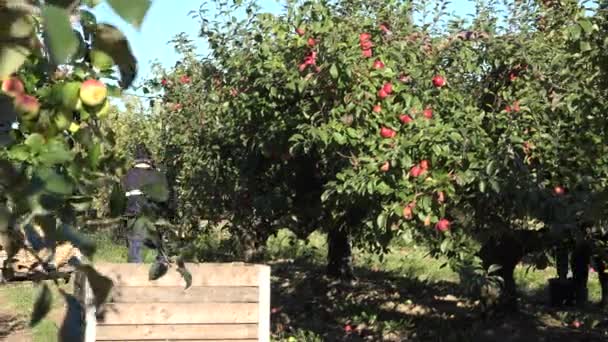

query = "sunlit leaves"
79;264;114;308
149;259;169;281
107;0;151;29
93;24;138;88
42;5;79;64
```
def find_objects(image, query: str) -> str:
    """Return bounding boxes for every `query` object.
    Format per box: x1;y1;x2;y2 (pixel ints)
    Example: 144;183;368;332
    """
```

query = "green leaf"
39;139;74;165
0;43;30;79
376;212;388;230
580;41;592;52
25;133;45;152
568;25;581;40
578;20;593;34
58;292;83;342
79;265;114;308
30;284;52;327
93;24;138;88
87;143;102;169
37;168;73;195
142;179;169;202
329;64;338;79
107;0;151;29
488;264;502;274
149;259;169;281
109;182;126;217
8;145;30;161
24;223;46;251
42;5;79;64
58;223;96;257
479;180;486;193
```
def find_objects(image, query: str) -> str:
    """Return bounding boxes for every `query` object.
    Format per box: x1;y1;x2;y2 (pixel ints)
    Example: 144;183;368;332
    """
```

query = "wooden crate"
74;262;270;342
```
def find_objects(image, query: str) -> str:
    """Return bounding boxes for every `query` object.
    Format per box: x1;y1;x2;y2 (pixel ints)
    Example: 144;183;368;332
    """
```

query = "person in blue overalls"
121;144;169;263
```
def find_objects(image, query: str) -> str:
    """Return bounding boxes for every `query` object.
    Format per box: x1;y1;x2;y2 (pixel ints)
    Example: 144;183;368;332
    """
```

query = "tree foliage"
152;0;608;280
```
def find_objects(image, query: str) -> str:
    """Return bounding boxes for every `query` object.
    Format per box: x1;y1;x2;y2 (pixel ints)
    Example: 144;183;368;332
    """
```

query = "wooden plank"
97;303;258;325
95;324;258;340
257;266;270;342
109;286;259;303
94;263;263;287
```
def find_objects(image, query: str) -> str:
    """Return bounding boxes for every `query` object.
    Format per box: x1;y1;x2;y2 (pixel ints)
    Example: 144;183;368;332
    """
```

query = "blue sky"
92;0;477;88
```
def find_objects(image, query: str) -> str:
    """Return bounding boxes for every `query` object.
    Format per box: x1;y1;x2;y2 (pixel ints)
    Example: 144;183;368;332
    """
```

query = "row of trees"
148;0;608;299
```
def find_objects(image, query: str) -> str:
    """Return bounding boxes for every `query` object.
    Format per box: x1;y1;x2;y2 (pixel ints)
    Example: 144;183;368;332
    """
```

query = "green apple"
90;49;114;70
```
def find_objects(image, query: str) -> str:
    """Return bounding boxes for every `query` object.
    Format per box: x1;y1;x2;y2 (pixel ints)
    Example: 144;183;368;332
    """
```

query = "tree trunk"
326;227;353;279
571;240;591;306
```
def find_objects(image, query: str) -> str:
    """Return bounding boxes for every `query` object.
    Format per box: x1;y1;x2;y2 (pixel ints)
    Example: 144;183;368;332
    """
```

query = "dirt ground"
269;261;608;341
1;261;608;341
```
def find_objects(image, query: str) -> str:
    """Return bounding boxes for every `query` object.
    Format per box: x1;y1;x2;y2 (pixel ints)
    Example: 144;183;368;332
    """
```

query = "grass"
1;228;607;341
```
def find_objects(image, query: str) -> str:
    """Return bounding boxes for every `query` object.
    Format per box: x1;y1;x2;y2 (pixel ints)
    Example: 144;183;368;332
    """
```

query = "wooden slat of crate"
97;303;258;325
109;286;259;303
94;263;261;287
77;263;271;342
95;324;258;340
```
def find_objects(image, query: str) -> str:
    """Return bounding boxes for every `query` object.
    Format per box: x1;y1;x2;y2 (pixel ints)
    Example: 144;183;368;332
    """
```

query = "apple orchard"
4;0;608;329
150;0;608;297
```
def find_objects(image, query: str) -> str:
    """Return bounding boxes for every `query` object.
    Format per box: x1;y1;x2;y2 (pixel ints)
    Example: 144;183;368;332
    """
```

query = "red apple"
271;307;281;314
380;161;390;172
513;100;521;112
373;105;382;113
359;33;371;42
344;324;353;333
420;160;430;170
572;320;582;328
1;77;24;97
378;88;389;99
161;78;168;86
509;72;517;82
360;40;373;50
373;59;385;69
553;186;565;196
436;219;451;232
505;105;512;113
362;49;373;58
307;37;316;47
432;75;446;88
14;94;40;120
399;114;413;124
379;23;390;33
382;82;393;94
423;107;433;119
410;165;423;178
296;27;305;36
79;79;108;106
403;205;413;220
380;127;396;138
180;75;191;84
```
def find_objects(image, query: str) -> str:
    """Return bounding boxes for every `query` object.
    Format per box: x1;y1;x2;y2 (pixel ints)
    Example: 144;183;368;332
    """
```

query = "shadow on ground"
269;260;608;341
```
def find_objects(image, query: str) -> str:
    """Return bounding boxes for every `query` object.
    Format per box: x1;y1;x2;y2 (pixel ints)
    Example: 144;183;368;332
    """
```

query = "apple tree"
0;0;183;336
